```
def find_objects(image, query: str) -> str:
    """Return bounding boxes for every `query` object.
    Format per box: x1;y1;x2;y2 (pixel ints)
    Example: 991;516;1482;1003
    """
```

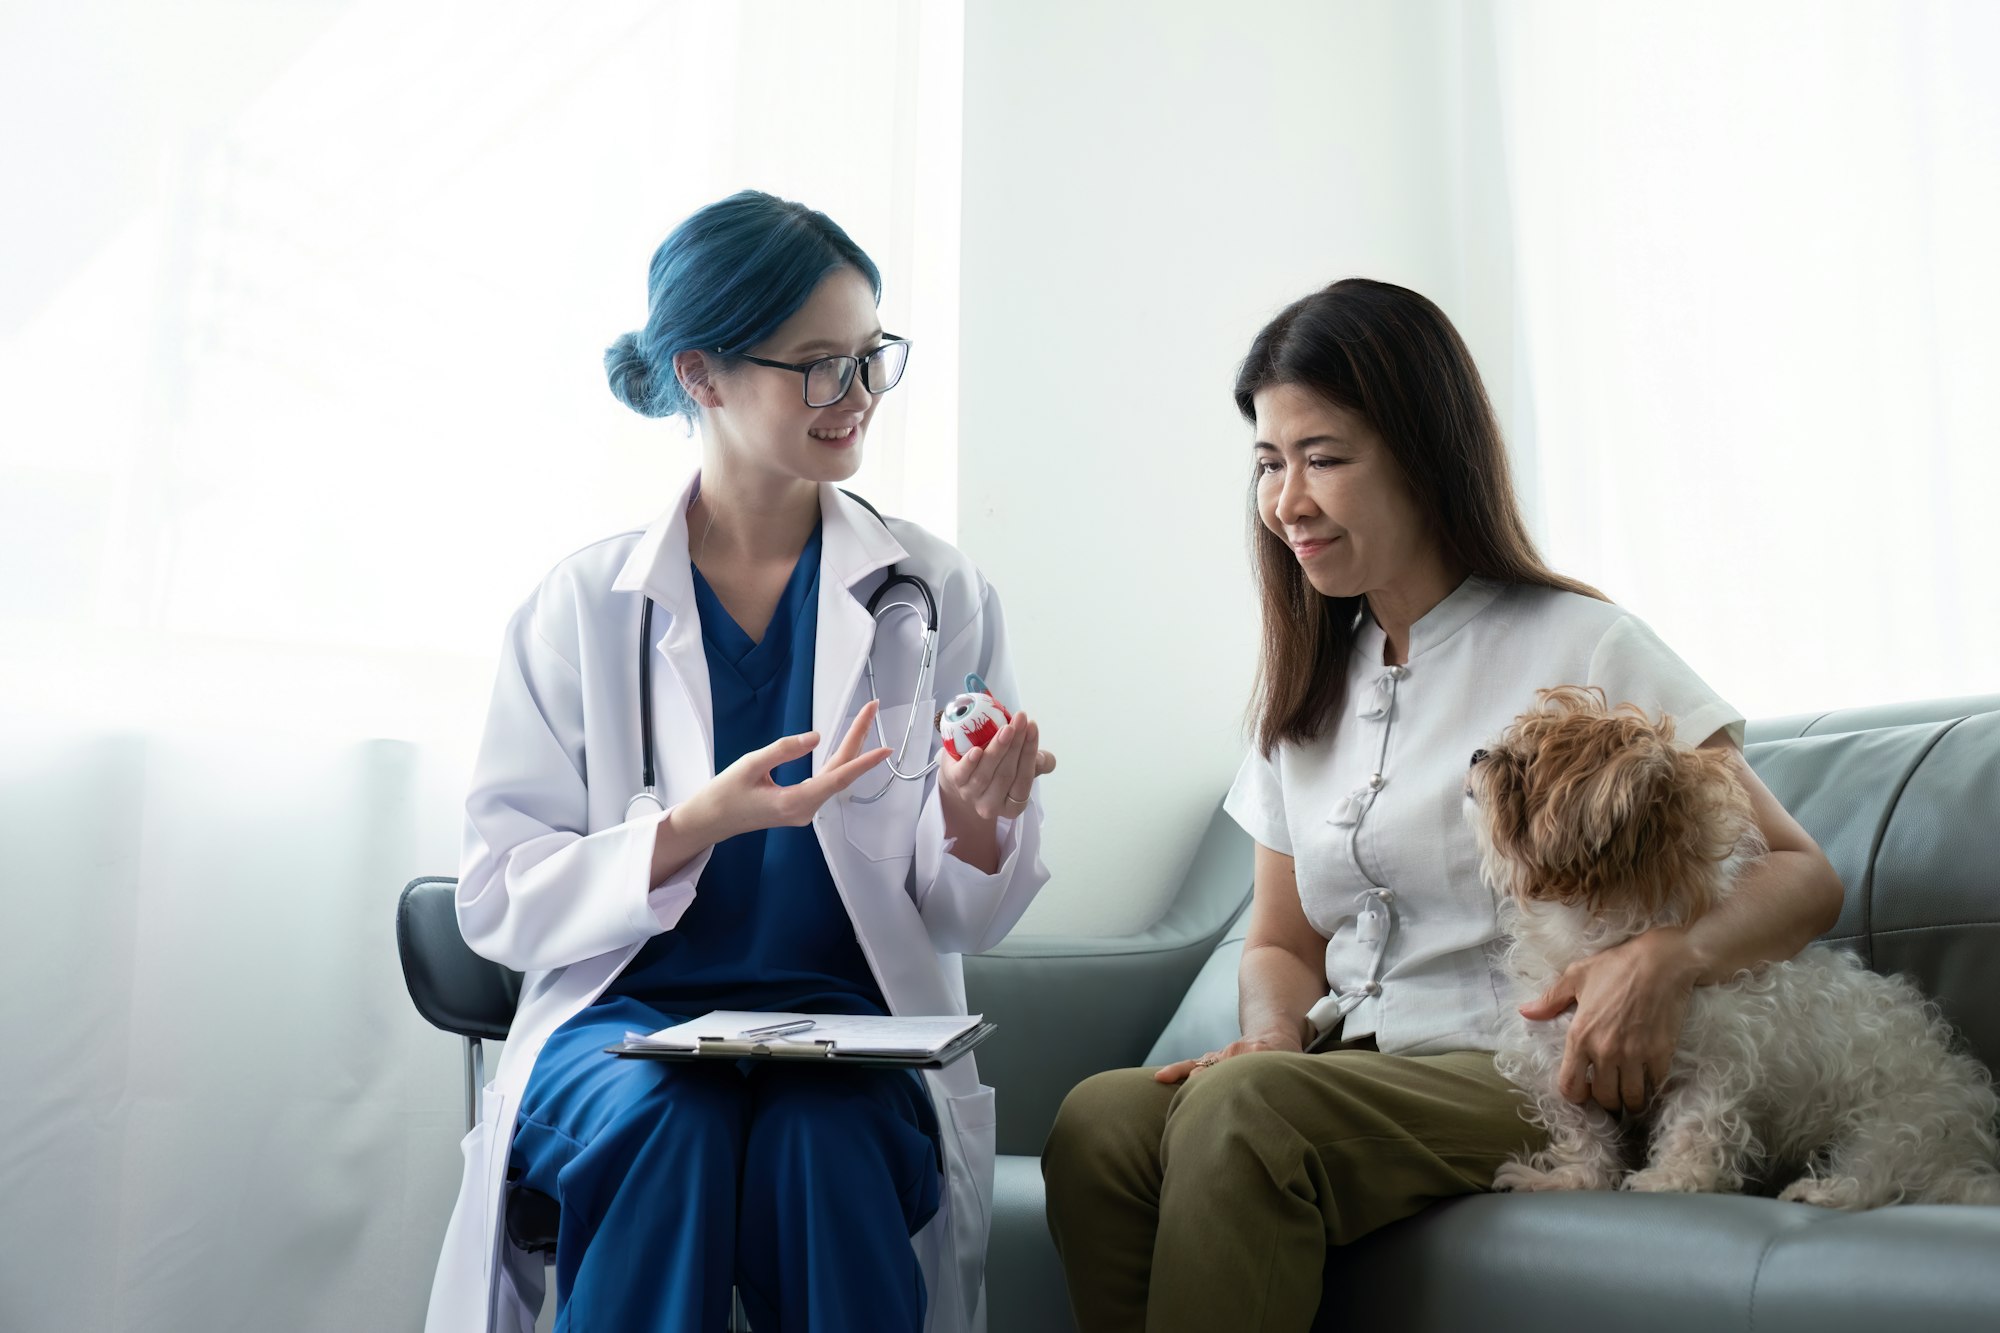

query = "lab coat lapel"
611;471;715;787
812;484;905;772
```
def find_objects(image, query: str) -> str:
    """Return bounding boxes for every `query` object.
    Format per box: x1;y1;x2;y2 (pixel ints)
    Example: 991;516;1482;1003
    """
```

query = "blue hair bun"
605;190;882;424
605;331;668;417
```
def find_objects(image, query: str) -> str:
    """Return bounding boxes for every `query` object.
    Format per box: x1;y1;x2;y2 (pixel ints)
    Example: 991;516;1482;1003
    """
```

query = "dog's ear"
1473;746;1535;872
1543;729;1753;925
1526;714;1679;913
1483;696;1750;926
1647;744;1759;919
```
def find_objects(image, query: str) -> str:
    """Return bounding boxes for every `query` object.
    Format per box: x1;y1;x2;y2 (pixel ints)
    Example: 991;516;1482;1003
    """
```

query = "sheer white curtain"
1490;0;2000;720
0;2;960;1329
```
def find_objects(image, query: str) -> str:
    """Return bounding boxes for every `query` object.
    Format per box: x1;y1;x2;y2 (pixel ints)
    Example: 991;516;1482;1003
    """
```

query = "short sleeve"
1588;614;1746;749
1223;744;1294;854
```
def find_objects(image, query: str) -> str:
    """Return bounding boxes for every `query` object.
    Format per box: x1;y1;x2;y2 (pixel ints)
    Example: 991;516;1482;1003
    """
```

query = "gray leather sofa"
965;694;2000;1332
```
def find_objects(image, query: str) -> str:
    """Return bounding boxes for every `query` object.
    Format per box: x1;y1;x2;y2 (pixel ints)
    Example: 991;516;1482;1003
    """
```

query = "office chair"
396;875;749;1331
396;875;558;1257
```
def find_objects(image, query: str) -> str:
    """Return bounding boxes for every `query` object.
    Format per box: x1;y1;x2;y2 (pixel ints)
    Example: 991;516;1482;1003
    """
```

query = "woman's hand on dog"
1520;926;1702;1114
1154;1031;1304;1085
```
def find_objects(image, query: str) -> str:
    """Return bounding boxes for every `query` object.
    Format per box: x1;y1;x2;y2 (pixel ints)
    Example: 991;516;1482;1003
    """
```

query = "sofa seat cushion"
990;1153;1078;1332
1321;1191;2000;1333
990;1155;2000;1333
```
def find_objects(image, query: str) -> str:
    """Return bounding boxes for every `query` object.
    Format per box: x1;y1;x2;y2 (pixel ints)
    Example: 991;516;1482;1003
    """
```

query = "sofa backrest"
1751;709;2000;1071
1745;692;2000;743
1147;703;2000;1074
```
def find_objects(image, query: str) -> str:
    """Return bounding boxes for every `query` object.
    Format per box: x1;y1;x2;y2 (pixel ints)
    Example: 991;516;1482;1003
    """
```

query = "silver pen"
736;1018;817;1040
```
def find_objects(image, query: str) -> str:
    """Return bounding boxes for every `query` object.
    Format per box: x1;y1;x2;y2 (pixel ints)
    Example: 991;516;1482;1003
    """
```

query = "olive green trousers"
1041;1047;1542;1333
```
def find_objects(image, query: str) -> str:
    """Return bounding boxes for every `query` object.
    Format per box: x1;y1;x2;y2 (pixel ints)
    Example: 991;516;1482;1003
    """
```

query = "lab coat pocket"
472;1085;511;1265
840;699;933;861
433;1081;510;1314
941;1083;998;1323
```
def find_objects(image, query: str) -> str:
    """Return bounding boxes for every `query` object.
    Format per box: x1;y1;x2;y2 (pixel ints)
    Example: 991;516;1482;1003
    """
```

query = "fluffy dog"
1464;685;2000;1209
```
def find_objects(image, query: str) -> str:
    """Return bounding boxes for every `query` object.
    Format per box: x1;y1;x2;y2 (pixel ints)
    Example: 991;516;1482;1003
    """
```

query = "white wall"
959;0;1514;934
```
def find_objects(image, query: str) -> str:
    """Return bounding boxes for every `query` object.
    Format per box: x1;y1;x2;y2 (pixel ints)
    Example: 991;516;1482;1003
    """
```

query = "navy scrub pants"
510;996;942;1333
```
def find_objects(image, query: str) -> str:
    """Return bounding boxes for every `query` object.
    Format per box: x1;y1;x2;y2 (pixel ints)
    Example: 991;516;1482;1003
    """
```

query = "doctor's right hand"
670;699;894;846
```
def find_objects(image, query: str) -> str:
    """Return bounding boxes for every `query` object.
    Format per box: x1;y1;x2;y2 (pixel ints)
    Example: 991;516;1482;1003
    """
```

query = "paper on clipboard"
626;1010;985;1058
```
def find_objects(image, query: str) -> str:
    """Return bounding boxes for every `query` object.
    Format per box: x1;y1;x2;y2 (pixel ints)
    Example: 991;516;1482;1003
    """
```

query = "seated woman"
1041;278;1842;1332
425;190;1054;1333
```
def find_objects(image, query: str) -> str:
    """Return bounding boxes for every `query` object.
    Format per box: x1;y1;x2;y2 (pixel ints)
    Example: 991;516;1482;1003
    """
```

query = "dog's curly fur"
1465;685;2000;1209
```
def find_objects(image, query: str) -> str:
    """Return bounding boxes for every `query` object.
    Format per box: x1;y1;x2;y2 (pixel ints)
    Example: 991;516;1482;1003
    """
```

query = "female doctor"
425;190;1054;1333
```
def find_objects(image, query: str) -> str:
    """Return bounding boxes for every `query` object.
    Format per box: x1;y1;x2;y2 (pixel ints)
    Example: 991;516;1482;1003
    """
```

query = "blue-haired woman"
424;190;1055;1333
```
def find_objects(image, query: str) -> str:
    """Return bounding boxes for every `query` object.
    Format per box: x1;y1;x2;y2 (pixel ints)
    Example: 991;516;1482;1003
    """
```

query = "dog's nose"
1469;749;1489;767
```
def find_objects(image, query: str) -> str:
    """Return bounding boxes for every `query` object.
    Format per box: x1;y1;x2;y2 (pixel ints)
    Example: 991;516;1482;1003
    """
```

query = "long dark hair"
1236;278;1604;755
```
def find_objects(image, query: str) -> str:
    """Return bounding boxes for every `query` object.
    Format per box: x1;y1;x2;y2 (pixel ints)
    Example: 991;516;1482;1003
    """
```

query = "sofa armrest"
966;805;1252;1155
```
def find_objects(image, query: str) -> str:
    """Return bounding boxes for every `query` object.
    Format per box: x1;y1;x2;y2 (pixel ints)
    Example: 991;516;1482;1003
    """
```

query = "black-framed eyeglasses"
731;337;911;409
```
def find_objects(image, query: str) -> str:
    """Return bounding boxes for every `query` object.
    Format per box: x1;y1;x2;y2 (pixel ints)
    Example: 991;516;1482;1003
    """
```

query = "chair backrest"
396;876;520;1041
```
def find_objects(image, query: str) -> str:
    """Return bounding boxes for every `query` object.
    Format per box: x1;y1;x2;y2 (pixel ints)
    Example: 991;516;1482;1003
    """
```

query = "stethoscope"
625;491;941;820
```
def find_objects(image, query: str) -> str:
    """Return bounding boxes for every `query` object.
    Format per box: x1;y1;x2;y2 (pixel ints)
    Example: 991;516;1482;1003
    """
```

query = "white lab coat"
424;473;1049;1333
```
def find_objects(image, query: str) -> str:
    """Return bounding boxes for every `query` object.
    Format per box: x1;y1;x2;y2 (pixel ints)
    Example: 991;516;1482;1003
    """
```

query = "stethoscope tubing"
630;497;939;817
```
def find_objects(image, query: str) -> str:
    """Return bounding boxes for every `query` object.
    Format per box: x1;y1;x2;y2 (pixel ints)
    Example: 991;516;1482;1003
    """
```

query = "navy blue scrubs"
511;522;941;1333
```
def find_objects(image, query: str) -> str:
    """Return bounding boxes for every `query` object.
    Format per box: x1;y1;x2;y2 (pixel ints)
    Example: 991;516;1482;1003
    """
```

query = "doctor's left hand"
938;709;1056;823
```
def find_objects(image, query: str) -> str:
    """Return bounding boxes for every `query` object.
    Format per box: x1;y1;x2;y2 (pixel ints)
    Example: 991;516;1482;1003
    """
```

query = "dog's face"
1465;686;1754;930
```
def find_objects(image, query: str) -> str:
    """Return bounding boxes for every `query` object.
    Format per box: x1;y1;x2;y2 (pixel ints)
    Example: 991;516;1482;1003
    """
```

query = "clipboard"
606;1020;997;1070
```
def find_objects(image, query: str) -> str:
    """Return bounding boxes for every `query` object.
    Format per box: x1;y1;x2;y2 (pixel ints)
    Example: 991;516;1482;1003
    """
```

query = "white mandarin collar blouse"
1224;575;1743;1055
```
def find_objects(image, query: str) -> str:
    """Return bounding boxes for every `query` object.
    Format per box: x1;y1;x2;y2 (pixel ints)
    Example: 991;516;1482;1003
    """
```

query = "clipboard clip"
692;1037;838;1058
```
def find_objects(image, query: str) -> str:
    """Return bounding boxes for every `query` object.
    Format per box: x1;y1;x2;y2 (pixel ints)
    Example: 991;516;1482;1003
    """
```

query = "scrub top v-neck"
608;519;888;1016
